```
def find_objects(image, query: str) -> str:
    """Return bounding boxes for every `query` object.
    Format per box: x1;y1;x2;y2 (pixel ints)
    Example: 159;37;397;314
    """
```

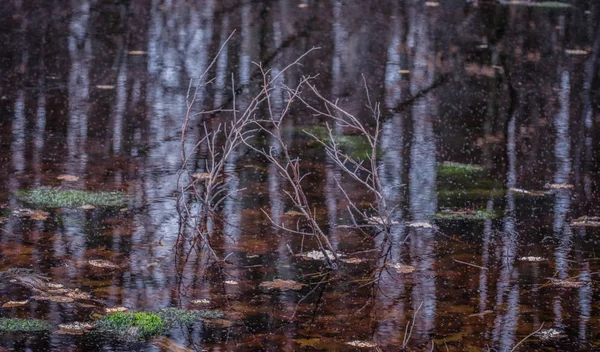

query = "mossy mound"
96;312;164;340
96;308;225;340
0;318;52;332
19;188;127;208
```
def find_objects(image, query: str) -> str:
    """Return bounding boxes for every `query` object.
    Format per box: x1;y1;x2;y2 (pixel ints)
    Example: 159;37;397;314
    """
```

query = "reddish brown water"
2;0;600;351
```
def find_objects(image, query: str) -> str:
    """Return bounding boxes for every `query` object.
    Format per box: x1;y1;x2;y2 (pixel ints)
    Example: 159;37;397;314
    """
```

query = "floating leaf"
387;263;416;274
88;259;119;269
57;174;79;182
468;310;493;318
80;204;96;210
96;85;115;89
192;173;211;180
284;210;304;216
106;306;129;314
12;208;49;221
550;279;587;288
259;279;305;291
303;250;340;261
0;217;8;223
191;299;210;305
346;340;378;348
128;50;147;55
340;257;363;264
398;69;410;74
224;280;238;285
65;289;91;300
56;322;95;335
565;49;589;55
425;1;439;6
47;283;64;289
407;221;433;229
297;3;309;8
519;256;546;262
2;300;28;308
544;183;573;189
536;328;566;340
48;296;75;303
151;336;193;352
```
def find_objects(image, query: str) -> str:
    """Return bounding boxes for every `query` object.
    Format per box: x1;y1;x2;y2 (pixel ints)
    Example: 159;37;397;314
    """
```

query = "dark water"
2;0;600;351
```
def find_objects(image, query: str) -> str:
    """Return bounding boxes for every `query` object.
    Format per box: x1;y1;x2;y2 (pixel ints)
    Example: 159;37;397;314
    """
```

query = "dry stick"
453;258;488;270
509;322;545;352
403;301;424;348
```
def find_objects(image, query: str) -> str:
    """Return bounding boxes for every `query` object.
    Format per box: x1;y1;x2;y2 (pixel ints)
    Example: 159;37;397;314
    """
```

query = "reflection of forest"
0;0;600;350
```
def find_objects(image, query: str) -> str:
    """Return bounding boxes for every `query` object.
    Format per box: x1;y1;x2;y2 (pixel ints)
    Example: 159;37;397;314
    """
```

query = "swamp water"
1;0;600;351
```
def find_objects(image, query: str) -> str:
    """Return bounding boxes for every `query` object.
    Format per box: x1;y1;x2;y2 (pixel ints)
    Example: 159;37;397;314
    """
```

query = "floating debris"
509;188;547;196
297;3;309;8
387;263;416;274
259;279;305;291
12;208;49;221
2;300;28;308
407;221;433;229
65;289;91;300
47;283;64;289
468;310;493;318
88;259;119;269
519;256;547;262
0;217;7;223
48;296;75;303
425;1;439;6
345;340;378;348
224;280;238;285
56;322;95;335
565;49;589;55
128;50;146;55
57;174;79;182
80;204;96;210
151;336;193;352
96;85;115;90
192;172;211;180
284;210;304;216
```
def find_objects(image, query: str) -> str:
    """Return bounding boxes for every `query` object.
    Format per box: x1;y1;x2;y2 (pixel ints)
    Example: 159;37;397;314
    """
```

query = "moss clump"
96;312;164;340
435;209;497;221
0;318;52;332
19;188;127;208
438;162;485;177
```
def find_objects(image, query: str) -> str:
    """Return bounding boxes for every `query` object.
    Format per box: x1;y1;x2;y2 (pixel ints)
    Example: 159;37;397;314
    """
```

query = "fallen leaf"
12;209;49;221
544;183;573;189
47;283;64;289
80;204;96;210
151;336;193;352
202;318;233;327
48;296;75;303
2;300;28;308
96;85;115;90
297;3;309;8
224;280;238;285
367;216;399;225
57;174;79;182
303;250;339;261
65;289;91;300
192;173;211;180
259;279;305;291
88;259;119;269
0;217;8;223
346;340;378;348
340;257;363;264
56;322;95;335
551;279;586;288
397;69;410;74
106;307;128;313
407;221;433;229
565;49;589;55
191;299;210;305
128;50;147;55
284;210;304;216
387;263;416;274
425;1;439;6
519;256;546;262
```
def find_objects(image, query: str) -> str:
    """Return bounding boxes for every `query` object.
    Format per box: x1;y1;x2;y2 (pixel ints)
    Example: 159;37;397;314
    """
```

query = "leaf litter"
259;279;305;291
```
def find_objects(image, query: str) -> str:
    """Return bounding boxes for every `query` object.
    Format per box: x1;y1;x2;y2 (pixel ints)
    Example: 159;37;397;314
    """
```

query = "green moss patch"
19;188;127;208
435;209;497;221
96;312;164;340
156;308;224;326
0;318;52;332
